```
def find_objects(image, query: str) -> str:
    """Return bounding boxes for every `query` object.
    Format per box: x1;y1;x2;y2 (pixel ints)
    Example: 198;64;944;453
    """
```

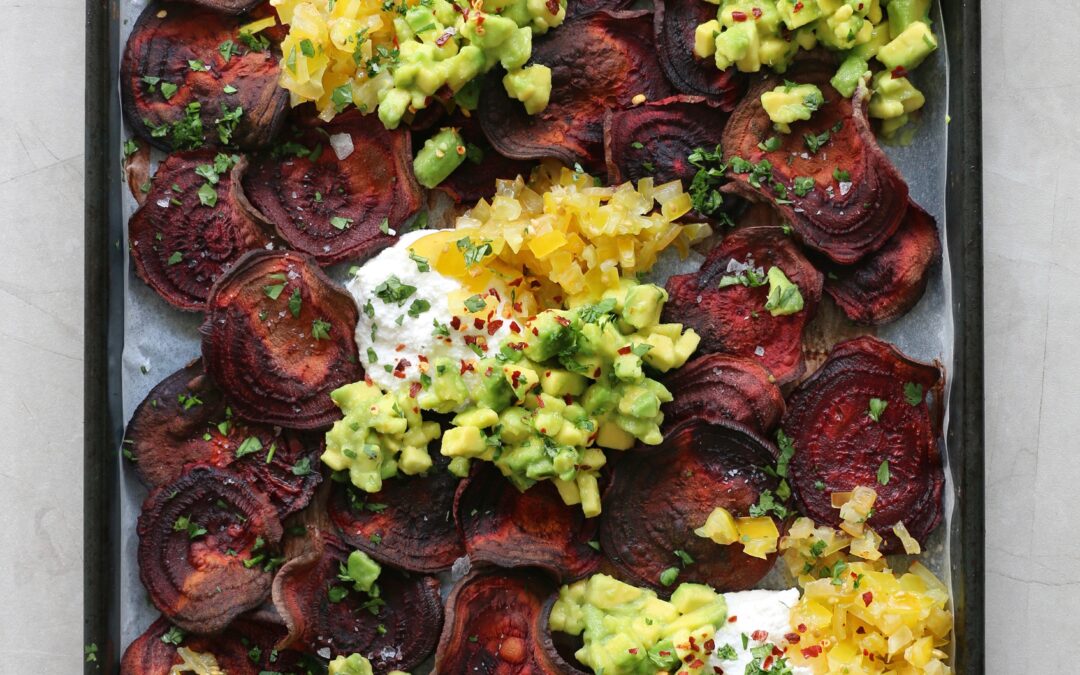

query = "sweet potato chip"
137;465;283;634
128;151;272;311
121;2;288;151
600;420;782;593
477;10;673;171
662;353;785;435
654;0;745;107
824;201;942;325
242;111;423;264
125;361;323;518
721;55;909;263
201;250;362;430
456;465;602;582
783;336;944;552
272;534;442;671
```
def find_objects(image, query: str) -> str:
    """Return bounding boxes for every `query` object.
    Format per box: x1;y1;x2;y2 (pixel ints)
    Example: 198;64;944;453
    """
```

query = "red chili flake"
508;277;523;287
703;639;715;652
793;1;803;11
751;630;769;642
450;316;462;330
509;321;521;333
797;624;807;633
395;343;406;352
891;65;909;79
731;9;747;21
688;636;697;648
394;358;411;372
785;633;800;644
513;302;523;313
531;327;539;336
563;395;574;405
487;288;501;301
801;645;823;659
364;374;374;386
486;309;494;320
511;370;522;387
539;428;547;434
553;295;563;304
536;396;545;408
681;652;694;663
862;591;873;606
435;29;454;46
554;315;571;327
475;12;484;26
690;660;704;669
508;342;527;350
714;668;725;675
484;366;494;377
460;360;475;374
408;382;422;398
862;649;869;657
751;6;762;17
593;367;602;377
544;370;552;377
856;626;866;634
728;616;738;623
627;648;639;655
617;345;632;355
417;354;428;363
772;645;783;657
474;318;485;330
762;656;773;670
530;279;543;289
658;651;671;657
393;371;406;379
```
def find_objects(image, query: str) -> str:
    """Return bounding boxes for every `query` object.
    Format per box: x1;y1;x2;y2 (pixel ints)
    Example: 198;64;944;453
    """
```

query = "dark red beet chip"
604;95;729;191
177;0;263;14
128;151;272;311
137;465;283;634
783;336;944;552
435;569;562;674
431;111;535;204
721;54;909;264
125;361;323;518
600;420;782;593
242;110;423;264
272;534;443;671
823;201;942;325
327;454;464;574
566;0;633;19
662;353;786;435
654;0;745;108
200;250;362;430
477;10;673;172
455;464;602;582
120;615;309;675
662;206;824;385
121;3;288;152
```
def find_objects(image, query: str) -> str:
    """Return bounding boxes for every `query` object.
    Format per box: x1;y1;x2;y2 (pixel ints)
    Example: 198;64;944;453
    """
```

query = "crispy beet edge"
430;111;535;204
327;455;464;574
823;201;942;325
242;111;422;264
604;95;729;190
120;2;288;152
662;211;824;385
177;0;264;14
566;0;633;19
455;464;602;582
536;595;592;675
662;353;786;436
600;419;782;593
783;336;944;552
654;0;745;107
200;249;362;430
477;10;673;172
721;54;909;264
137;465;283;634
436;568;560;674
129;151;272;311
271;534;442;670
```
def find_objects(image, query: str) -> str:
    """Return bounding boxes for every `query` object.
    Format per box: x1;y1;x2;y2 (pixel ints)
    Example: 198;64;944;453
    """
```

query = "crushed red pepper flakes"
409;382;422;398
731;10;747;21
863;591;874;606
751;630;769;642
801;645;823;658
785;632;800;644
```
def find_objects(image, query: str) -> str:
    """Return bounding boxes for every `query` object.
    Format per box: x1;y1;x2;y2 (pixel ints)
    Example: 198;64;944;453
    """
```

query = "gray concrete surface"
0;0;1069;671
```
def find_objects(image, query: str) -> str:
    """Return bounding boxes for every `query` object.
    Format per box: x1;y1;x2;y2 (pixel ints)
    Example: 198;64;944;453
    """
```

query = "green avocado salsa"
549;574;728;675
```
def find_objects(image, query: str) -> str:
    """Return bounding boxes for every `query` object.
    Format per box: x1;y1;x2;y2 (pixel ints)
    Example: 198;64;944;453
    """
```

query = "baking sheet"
111;0;961;661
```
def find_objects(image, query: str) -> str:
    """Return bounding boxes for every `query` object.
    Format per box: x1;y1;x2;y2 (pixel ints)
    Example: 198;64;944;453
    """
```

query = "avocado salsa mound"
117;0;954;673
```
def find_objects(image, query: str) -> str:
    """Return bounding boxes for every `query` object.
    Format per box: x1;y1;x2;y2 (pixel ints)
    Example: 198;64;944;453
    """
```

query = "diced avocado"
499;406;534;443
441;425;487;457
764;266;805;316
540;368;589;397
399;443;434;475
693;19;720;58
778;0;822;29
523;311;576;361
576;472;601;517
669;583;723;614
641;333;677;371
760;82;824;133
328;654;374;675
452;407;501;429
714;20;758;72
673;330;701;366
876;20;937;71
621;283;666;329
612;353;644;383
413;127;467;189
497;26;533;71
849;22;891;60
343;550;381;594
417;357;470;413
580;383;618;417
503;64;551;115
694;506;740;545
503;363;540;400
868;70;925;121
831;53;869;98
618;384;662;420
595;421;635;450
447;456;471;478
476;360;514;411
887;0;931;39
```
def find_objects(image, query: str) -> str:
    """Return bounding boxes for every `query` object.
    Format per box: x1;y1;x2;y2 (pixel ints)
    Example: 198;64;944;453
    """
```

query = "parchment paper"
115;0;958;660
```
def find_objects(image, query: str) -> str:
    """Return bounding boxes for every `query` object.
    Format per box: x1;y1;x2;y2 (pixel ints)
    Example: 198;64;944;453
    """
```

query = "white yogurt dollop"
708;589;814;675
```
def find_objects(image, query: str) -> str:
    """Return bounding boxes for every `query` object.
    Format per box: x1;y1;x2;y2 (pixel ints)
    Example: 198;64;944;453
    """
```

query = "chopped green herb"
904;382;924;406
867;397;888;422
659;566;679;586
877;460;891;486
312;319;332;340
330;216;353;230
197;182;217;207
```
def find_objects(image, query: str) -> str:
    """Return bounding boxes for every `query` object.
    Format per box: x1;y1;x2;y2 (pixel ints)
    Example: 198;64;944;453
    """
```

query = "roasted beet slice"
327;454;464;574
179;0;263;15
662;353;785;435
662;208;824;385
125;361;322;518
435;569;561;674
129;151;272;311
600;420;782;593
823;201;942;325
432;111;535;204
121;2;288;151
604;95;729;190
137;465;283;634
783;336;944;552
721;55;909;264
477;10;673;172
456;465;602;582
120;616;309;675
654;0;745;108
566;0;633;19
242;111;423;264
272;534;443;671
201;250;362;429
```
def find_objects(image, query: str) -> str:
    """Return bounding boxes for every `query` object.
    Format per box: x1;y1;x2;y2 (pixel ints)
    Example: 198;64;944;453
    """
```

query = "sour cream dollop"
709;589;814;675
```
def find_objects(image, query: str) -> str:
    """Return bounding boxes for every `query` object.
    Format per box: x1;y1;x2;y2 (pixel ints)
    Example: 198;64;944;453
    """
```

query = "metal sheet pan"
83;0;985;671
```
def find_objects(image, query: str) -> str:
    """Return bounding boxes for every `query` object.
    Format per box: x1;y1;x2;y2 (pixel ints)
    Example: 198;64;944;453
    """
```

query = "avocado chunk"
413;127;467;189
831;53;870;98
877;20;937;71
328;654;374;675
760;82;825;133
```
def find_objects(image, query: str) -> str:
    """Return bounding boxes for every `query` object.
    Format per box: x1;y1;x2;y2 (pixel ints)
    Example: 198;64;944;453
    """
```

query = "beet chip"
456;464;602;582
201;250;362;430
783;336;944;552
824;201;942;325
721;54;909;264
242;111;423;264
121;2;288;151
436;569;563;674
125;361;322;518
478;10;673;172
662;353;786;435
128;151;272;311
566;0;633;19
328;455;465;574
137;465;283;634
600;420;783;593
663;207;824;385
272;534;443;671
654;0;745;108
178;0;263;14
